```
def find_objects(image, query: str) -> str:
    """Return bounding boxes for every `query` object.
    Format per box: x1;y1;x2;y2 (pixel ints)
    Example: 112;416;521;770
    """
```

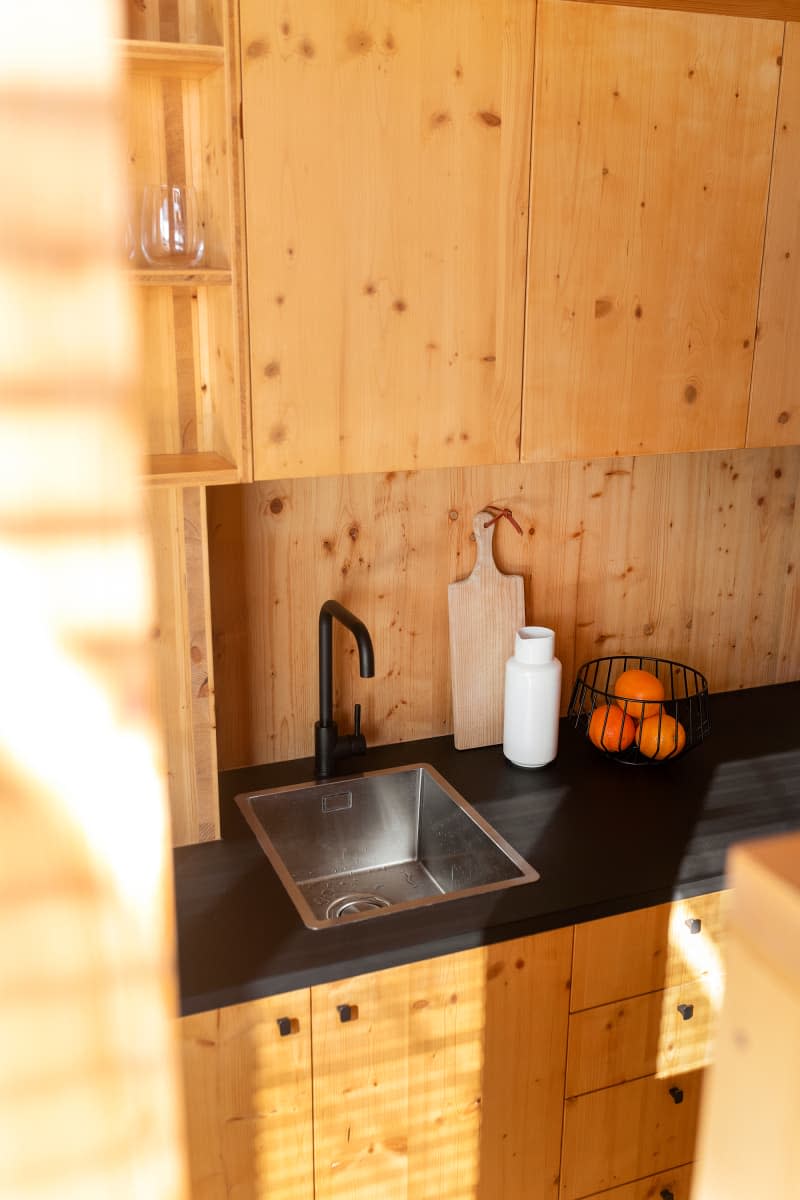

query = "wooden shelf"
117;39;224;78
130;268;232;287
143;452;239;487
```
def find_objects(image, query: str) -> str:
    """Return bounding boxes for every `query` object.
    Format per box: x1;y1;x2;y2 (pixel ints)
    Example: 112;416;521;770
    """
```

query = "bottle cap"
514;626;555;665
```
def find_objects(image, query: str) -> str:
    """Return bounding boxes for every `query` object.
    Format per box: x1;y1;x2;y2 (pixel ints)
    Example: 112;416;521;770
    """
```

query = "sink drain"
326;892;392;919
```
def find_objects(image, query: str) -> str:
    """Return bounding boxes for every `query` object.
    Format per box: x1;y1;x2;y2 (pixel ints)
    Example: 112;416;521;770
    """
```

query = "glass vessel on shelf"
140;184;205;267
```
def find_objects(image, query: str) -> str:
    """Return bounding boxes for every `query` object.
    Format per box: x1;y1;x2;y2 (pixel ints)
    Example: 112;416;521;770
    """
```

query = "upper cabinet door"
242;0;534;480
523;1;782;463
748;22;800;448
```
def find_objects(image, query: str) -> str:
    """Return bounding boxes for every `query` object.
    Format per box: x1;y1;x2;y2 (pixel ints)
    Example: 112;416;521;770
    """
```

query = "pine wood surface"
311;931;571;1200
478;931;573;1200
692;836;800;1200
523;1;782;463
146;486;219;845
570;892;727;1012
570;0;800;16
180;991;314;1200
207;446;800;772
560;1069;703;1200
242;0;534;480
123;0;250;483
125;0;224;44
748;22;800;449
576;1163;693;1200
447;511;526;749
566;977;720;1097
0;0;187;1192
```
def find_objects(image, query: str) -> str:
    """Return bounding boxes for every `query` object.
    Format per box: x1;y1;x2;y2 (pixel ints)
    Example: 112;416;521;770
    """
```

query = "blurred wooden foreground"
0;2;186;1196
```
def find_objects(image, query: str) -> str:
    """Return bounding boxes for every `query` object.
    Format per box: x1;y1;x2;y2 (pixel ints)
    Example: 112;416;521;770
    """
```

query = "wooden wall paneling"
478;930;573;1200
209;446;800;771
242;0;534;480
147;486;219;844
748;21;800;449
523;1;782;462
125;0;225;44
180;991;314;1199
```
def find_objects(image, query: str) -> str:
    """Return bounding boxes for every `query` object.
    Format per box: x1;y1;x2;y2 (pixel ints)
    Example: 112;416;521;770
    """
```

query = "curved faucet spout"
316;600;375;778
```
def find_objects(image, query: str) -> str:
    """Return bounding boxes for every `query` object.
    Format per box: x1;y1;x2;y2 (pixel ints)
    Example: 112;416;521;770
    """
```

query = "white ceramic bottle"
503;626;562;768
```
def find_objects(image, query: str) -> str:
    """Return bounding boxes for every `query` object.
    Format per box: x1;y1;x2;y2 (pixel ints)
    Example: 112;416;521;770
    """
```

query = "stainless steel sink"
236;763;539;928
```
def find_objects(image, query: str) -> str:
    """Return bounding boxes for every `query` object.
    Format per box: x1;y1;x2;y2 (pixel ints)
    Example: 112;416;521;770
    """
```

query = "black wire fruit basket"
568;655;711;765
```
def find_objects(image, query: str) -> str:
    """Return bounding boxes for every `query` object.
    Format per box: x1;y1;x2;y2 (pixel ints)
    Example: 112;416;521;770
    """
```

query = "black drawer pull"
660;1190;675;1200
677;1003;694;1021
685;917;702;934
337;1004;353;1023
276;1017;293;1037
669;1086;684;1104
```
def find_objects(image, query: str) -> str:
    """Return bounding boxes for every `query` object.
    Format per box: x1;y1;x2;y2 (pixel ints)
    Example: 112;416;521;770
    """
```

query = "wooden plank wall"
208;444;800;770
147;486;219;845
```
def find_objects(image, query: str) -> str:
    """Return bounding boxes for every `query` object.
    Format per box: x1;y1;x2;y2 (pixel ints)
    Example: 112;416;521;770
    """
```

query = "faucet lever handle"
353;702;362;737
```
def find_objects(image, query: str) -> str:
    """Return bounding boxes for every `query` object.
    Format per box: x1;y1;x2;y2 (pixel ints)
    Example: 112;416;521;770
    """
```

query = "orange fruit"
612;668;665;722
636;714;686;760
588;704;636;752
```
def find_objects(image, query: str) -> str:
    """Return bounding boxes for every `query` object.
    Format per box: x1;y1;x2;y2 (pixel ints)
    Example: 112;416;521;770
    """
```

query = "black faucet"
315;600;375;779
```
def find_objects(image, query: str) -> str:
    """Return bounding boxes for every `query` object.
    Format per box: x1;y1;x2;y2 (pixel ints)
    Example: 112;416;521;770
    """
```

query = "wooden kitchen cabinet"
241;0;534;480
561;892;727;1200
748;22;800;449
523;0;782;463
179;927;572;1199
121;0;251;486
180;988;315;1198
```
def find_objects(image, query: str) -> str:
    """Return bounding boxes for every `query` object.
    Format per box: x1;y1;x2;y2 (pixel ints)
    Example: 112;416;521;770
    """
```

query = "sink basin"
235;763;539;928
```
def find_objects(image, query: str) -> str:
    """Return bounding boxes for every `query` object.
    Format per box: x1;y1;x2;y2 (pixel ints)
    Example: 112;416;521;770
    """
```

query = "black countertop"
174;682;800;1015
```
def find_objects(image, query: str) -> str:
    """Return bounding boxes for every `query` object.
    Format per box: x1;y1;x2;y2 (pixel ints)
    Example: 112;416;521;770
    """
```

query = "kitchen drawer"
560;1069;703;1200
571;891;727;1012
566;977;721;1096
579;1163;693;1200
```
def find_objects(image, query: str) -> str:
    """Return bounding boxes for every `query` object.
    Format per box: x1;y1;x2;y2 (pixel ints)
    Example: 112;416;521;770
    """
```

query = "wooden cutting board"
448;510;525;750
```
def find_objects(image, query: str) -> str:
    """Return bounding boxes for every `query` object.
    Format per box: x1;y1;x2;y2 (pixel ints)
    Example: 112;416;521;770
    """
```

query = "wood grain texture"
124;0;224;44
242;0;534;479
523;1;781;462
560;1070;703;1200
208;447;800;771
180;991;314;1200
566;977;721;1096
478;930;572;1200
570;892;727;1012
146;486;219;845
0;0;187;1192
448;511;525;749
124;0;250;483
693;836;800;1200
748;22;800;449
569;0;800;18
575;1163;693;1200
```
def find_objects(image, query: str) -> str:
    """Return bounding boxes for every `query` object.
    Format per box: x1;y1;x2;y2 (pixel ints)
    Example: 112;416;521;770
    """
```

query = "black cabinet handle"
660;1190;675;1200
669;1086;684;1104
685;917;702;934
677;1003;694;1021
276;1017;293;1037
337;1004;353;1023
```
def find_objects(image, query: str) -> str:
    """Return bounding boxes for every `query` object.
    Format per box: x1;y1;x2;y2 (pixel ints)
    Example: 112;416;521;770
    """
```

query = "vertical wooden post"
0;1;187;1196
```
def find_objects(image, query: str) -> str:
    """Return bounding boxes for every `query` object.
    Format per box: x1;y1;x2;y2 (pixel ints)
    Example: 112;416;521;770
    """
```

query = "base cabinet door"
180;990;314;1199
312;929;573;1200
